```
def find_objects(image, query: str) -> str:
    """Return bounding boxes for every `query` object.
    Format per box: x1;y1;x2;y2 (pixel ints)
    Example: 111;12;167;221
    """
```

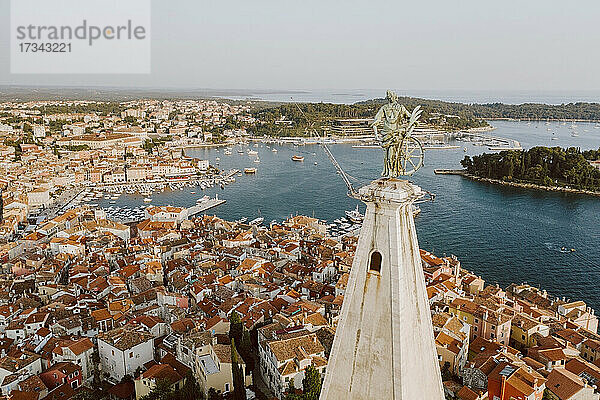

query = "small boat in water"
244;168;257;174
292;155;304;162
143;198;152;203
196;195;210;203
250;217;264;225
248;150;258;156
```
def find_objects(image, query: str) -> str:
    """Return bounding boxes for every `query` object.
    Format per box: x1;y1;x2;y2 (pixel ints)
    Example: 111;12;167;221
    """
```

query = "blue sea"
98;120;600;311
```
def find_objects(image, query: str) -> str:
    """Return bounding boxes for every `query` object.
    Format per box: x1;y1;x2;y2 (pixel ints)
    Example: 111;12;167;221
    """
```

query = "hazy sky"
1;0;600;93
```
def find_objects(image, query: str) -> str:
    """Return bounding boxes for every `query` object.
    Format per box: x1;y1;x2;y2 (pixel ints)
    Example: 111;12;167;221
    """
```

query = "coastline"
486;117;600;123
434;169;600;197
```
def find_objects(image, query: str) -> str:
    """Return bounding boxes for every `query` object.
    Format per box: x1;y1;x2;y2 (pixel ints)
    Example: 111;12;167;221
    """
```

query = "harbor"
58;170;240;224
32;120;600;314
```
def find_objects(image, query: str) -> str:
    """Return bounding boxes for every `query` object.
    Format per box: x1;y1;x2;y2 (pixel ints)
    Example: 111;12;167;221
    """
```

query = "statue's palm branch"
404;105;422;138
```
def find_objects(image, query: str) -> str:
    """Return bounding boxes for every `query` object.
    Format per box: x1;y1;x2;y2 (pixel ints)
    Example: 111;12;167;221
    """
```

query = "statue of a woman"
371;90;410;177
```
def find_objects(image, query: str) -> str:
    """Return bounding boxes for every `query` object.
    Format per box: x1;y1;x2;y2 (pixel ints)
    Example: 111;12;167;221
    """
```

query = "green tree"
207;388;220;400
139;380;174;400
240;329;254;371
440;362;453;381
229;311;243;347
302;366;322;400
179;371;204;400
72;391;108;400
284;378;304;400
231;339;245;400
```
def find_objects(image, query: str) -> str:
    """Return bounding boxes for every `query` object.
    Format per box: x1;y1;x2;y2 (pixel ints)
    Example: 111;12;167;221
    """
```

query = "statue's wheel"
398;136;424;175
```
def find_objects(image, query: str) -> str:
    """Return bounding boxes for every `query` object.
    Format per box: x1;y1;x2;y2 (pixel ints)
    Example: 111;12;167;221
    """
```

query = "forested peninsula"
460;147;600;193
251;97;600;137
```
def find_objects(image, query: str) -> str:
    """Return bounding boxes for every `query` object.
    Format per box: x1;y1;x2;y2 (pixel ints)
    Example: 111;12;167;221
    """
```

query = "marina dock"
187;197;227;218
457;132;522;150
352;144;461;150
434;169;467;175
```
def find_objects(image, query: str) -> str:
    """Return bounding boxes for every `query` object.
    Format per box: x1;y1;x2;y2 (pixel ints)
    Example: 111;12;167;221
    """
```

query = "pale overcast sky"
1;0;599;93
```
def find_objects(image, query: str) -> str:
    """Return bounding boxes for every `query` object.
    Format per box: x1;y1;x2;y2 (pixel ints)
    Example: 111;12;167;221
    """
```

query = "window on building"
474;327;478;332
522;335;525;340
129;352;134;358
369;251;382;273
474;319;479;323
224;383;230;392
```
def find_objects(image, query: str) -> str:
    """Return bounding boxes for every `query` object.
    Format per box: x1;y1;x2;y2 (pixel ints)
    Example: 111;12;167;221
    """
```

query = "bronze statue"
371;90;424;177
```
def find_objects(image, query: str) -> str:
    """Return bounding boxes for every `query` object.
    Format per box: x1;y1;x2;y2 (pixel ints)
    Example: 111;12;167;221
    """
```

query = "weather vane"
371;90;424;177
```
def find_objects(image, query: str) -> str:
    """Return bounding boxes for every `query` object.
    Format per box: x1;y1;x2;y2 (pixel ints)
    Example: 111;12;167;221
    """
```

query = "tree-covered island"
461;146;600;192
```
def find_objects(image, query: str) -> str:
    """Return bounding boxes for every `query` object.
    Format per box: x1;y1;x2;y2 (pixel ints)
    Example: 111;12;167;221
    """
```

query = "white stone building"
258;328;326;399
98;326;155;382
52;338;95;382
27;188;51;207
0;353;43;395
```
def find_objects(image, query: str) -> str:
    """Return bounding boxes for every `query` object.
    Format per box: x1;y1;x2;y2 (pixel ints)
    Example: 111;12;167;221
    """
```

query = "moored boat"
345;205;363;223
249;217;264;225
